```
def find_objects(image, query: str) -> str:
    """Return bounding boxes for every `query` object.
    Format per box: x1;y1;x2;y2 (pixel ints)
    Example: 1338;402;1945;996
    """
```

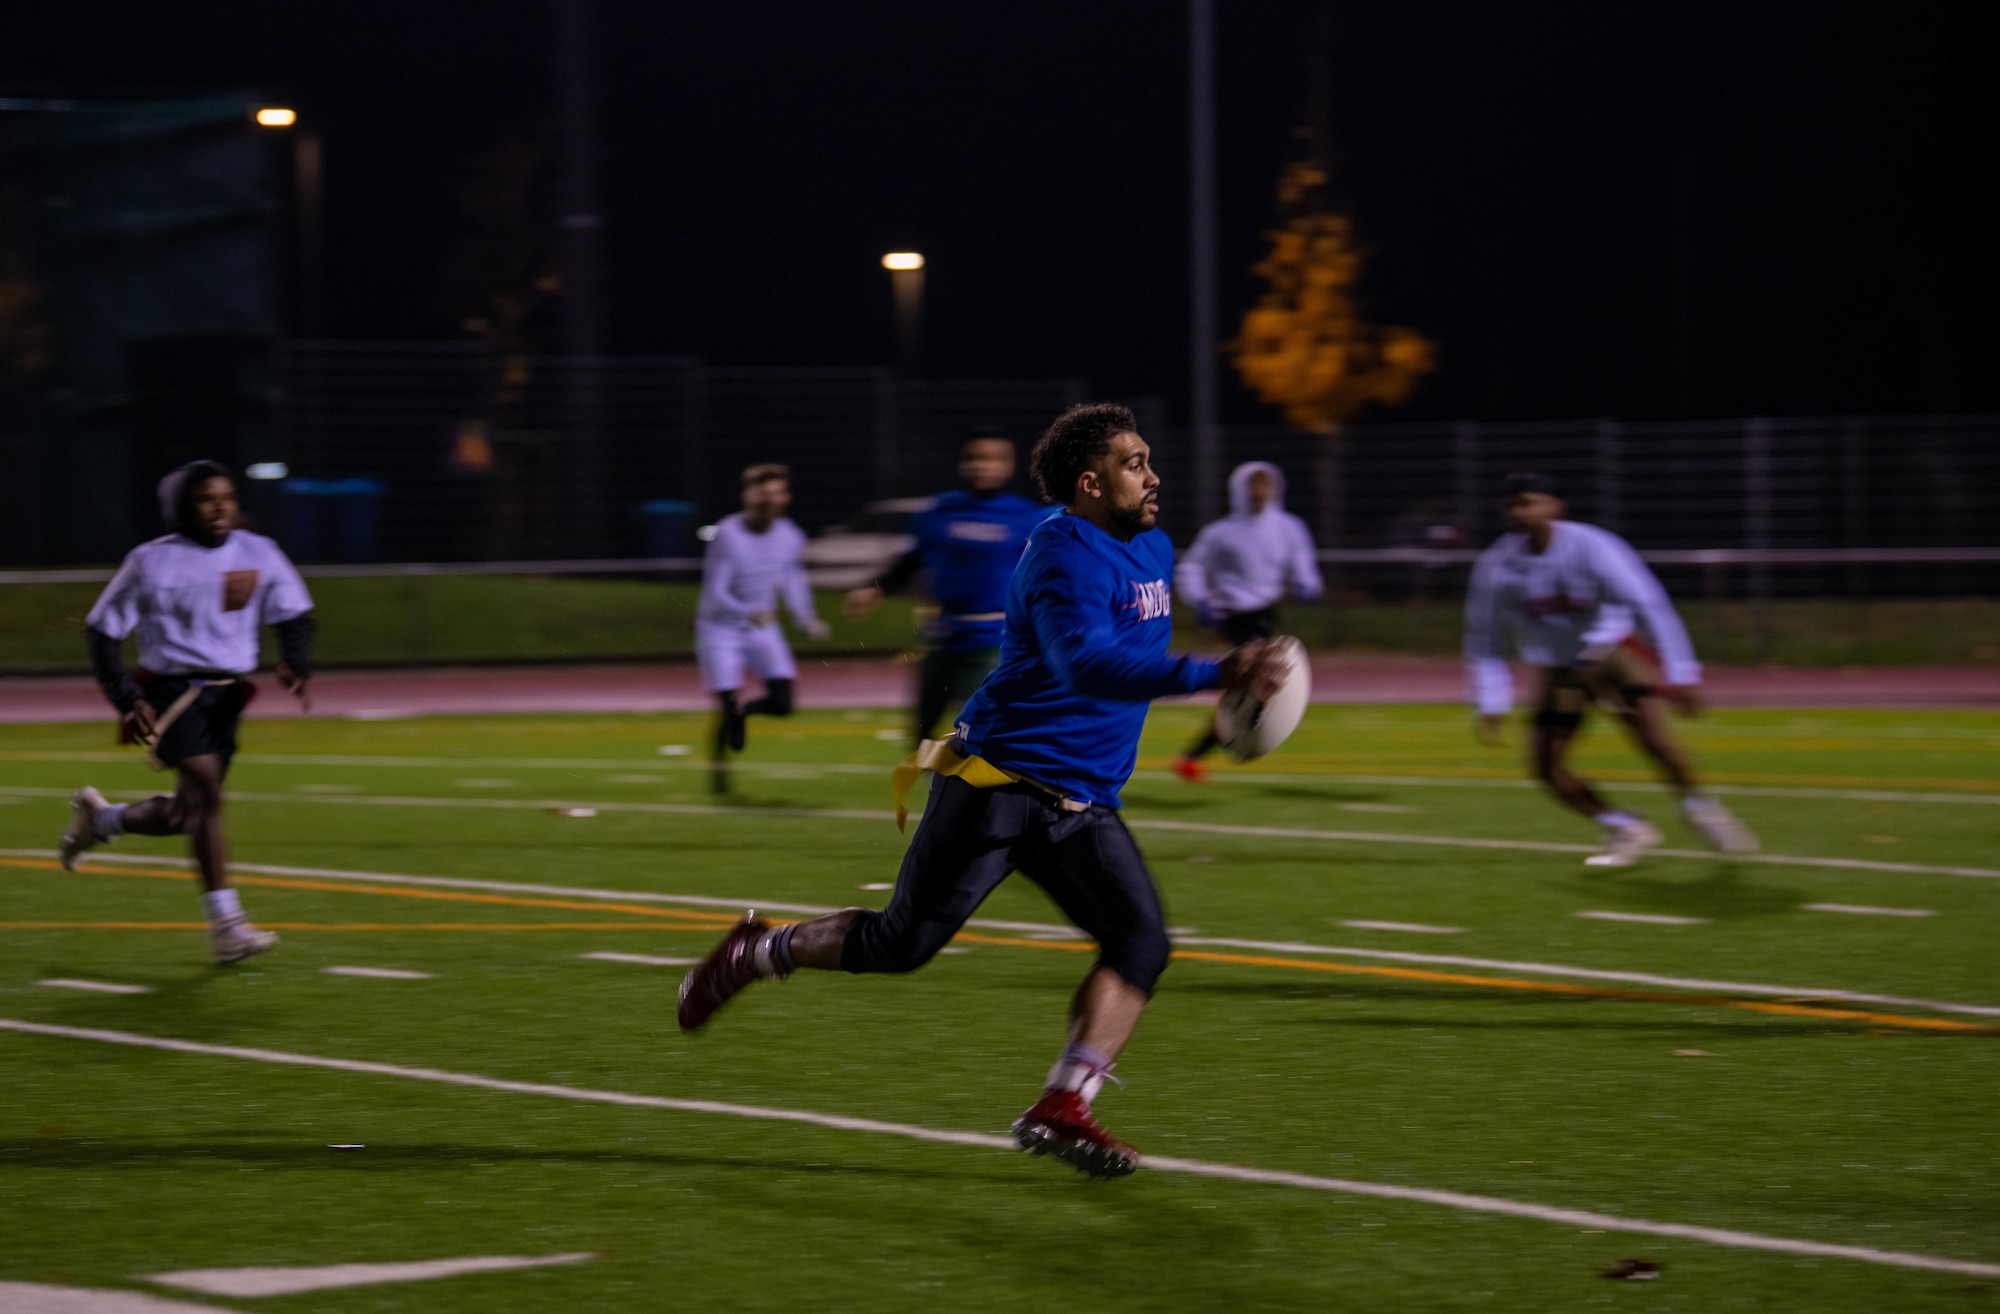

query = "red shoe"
1012;1089;1140;1178
1171;756;1208;783
677;914;769;1032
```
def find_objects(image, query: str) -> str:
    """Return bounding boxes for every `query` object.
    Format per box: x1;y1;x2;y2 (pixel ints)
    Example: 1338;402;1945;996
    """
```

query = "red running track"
1;656;1996;724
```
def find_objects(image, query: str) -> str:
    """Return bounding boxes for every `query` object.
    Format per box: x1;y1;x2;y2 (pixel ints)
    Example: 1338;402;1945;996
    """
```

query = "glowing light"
880;252;925;271
255;108;297;127
245;462;289;480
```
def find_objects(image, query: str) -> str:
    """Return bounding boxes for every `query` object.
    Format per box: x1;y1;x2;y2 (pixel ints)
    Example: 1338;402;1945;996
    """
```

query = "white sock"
93;804;127;839
202;888;245;928
1046;1043;1113;1108
1597;810;1639;830
1681;795;1721;817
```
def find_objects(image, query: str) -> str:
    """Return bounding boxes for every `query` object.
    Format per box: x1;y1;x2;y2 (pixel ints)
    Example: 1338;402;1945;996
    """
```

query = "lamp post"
255;108;321;338
882;251;925;377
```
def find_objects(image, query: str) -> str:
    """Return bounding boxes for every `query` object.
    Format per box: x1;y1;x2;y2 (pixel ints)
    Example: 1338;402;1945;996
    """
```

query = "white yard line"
38;978;152;995
8;786;2000;882
7;748;2000;806
2;1018;1995;1280
1574;911;1710;926
13;849;1998;1019
322;966;433;980
149;1253;593;1298
580;952;698;967
1805;903;1936;918
1339;920;1463;935
0;1281;230;1312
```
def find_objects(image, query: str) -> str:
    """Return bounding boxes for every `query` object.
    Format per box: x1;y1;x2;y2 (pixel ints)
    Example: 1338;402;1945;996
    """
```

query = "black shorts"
841;774;1172;995
1215;606;1279;645
1532;642;1661;730
139;676;252;769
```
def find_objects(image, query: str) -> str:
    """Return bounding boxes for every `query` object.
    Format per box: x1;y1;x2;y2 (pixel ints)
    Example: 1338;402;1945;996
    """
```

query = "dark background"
6;0;1996;423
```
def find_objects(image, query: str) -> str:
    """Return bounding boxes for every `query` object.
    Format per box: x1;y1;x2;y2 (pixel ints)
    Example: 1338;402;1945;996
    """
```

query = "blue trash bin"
279;478;385;562
638;499;698;559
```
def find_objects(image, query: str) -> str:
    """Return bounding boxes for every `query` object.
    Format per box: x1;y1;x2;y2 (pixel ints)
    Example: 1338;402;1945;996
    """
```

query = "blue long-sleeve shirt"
956;513;1222;806
906;490;1054;651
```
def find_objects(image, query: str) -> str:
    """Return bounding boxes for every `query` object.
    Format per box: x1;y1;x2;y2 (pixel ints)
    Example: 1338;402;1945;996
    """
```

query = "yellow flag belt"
890;738;1085;832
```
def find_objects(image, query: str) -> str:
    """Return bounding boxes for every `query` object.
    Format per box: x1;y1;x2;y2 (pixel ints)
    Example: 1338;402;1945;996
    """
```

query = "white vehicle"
802;497;932;589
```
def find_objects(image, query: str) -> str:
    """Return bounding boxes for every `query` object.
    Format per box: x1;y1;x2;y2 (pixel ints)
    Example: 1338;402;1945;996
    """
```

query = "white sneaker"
1584;819;1664;868
60;786;111;871
212;920;278;965
1685;799;1759;854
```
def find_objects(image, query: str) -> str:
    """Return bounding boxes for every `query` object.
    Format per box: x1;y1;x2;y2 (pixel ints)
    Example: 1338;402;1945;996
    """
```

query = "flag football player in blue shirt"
678;403;1283;1178
845;428;1054;746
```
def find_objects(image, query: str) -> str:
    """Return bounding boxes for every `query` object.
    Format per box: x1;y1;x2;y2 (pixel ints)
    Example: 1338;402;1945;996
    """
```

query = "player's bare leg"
1615;698;1758;853
112;754;277;962
710;691;743;794
1530;722;1662;867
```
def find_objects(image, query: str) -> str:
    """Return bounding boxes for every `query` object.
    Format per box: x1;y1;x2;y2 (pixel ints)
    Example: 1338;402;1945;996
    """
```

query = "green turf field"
2;703;1997;1310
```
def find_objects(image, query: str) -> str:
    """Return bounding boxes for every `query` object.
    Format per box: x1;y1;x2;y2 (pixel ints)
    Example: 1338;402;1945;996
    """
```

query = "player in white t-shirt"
1464;472;1756;867
698;463;828;793
59;461;317;963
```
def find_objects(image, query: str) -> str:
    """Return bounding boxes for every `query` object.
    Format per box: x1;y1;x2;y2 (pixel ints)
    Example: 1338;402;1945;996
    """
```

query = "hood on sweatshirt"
1227;461;1287;517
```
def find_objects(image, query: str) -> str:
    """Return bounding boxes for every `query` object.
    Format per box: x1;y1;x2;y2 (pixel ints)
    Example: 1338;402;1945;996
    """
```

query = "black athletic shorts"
1532;641;1661;730
841;773;1172;995
1215;606;1279;646
138;675;253;769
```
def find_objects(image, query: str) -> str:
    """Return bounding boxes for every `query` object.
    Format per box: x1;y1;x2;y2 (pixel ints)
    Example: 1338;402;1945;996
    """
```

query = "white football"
1213;635;1312;762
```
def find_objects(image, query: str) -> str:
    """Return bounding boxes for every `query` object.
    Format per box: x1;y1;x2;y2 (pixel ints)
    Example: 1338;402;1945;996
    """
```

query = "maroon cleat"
677;913;769;1032
1012;1089;1140;1178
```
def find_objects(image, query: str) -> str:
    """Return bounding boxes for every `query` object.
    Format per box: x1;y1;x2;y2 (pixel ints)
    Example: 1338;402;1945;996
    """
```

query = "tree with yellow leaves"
1231;154;1434;551
1233;159;1433;431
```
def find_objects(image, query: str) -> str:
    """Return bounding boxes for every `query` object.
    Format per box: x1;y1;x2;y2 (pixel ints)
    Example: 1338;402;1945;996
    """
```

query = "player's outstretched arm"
1463;551;1514;743
272;613;317;710
85;627;146;732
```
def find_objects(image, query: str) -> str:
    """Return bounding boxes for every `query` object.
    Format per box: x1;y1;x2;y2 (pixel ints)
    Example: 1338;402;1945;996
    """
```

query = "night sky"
8;1;1998;423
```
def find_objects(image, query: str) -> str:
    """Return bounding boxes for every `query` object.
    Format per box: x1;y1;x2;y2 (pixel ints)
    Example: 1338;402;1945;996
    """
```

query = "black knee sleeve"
1096;918;1172;997
838;906;954;975
746;678;793;718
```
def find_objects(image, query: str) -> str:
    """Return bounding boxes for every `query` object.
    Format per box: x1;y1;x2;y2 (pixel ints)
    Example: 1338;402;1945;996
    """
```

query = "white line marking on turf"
322;966;432;980
1340;920;1463;934
1574;911;1710;926
581;952;698;967
148;1252;594;1298
0;1280;236;1312
2;1019;1994;1280
11;785;2000;883
20;851;1999;1019
9;748;2000;806
38;978;152;995
1806;902;1937;918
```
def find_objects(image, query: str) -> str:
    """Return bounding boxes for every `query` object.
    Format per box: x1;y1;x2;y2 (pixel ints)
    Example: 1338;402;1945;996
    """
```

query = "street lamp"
254;107;297;127
882;252;924;376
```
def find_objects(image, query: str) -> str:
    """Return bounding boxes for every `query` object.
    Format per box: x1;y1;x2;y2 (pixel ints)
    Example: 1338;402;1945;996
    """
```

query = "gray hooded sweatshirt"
1175;461;1324;620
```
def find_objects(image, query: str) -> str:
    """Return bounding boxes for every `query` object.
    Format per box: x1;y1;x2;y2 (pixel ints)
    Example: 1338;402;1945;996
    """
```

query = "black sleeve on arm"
86;627;140;714
273;612;317;677
874;549;923;596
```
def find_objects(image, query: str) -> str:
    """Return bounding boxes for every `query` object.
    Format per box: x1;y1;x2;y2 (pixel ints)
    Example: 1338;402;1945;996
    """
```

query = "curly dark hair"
1029;403;1137;505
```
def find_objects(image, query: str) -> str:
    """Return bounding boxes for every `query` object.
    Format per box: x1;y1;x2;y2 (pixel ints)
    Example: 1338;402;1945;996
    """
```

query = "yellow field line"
952;933;1998;1035
12;860;1989;1035
9;912;708;933
0;857;739;926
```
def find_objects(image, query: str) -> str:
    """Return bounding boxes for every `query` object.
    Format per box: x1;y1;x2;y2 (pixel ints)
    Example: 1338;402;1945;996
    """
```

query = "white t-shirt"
86;531;314;675
697;514;817;628
1463;520;1700;715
